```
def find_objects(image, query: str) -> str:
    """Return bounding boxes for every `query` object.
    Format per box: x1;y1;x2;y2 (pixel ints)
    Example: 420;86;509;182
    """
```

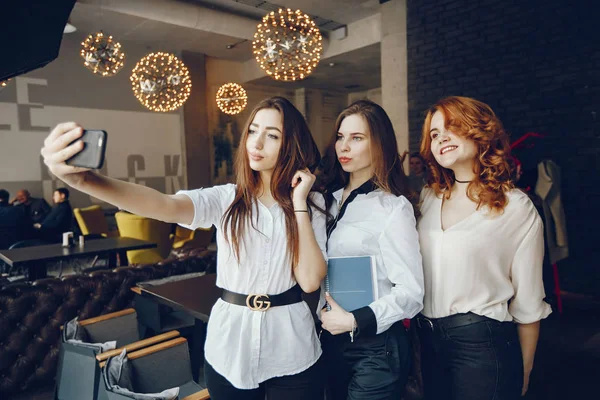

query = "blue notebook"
325;256;378;312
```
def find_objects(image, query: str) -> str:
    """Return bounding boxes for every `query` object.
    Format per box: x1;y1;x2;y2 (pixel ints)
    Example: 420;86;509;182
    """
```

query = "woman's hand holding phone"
41;122;92;188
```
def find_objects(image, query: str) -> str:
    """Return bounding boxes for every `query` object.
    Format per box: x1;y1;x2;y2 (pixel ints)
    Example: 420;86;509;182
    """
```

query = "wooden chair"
56;308;180;400
99;337;210;399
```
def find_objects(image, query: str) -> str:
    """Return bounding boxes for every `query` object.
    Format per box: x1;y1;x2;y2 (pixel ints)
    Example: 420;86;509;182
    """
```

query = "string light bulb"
216;83;248;115
80;32;125;77
252;8;323;81
130;52;192;112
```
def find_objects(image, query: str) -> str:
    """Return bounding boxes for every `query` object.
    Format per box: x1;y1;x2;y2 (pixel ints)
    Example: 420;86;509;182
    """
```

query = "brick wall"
406;0;600;294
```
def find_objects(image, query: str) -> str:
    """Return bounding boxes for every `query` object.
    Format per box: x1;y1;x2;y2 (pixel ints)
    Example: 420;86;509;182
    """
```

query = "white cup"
62;231;74;247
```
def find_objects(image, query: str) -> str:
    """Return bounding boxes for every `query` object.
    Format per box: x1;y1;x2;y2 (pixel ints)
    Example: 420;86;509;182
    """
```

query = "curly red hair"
420;96;514;212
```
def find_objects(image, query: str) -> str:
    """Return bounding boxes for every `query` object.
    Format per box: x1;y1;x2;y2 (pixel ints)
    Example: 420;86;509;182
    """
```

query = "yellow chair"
114;211;174;264
74;205;118;237
171;226;214;250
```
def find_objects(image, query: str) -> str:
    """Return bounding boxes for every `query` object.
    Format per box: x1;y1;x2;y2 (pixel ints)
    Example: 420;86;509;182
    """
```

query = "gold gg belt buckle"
246;294;271;311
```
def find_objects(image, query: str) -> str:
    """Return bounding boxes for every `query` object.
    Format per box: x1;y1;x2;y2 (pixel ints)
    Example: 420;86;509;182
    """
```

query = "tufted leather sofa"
0;248;216;396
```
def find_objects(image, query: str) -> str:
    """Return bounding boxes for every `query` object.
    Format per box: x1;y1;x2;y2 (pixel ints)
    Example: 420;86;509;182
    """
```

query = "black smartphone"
65;129;107;169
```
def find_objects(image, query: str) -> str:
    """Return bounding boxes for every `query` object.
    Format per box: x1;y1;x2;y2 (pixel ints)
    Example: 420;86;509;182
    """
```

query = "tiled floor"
7;292;600;400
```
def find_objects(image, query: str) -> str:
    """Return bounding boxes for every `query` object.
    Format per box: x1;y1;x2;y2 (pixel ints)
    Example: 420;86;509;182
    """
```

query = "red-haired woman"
318;100;424;399
416;96;551;399
41;97;328;400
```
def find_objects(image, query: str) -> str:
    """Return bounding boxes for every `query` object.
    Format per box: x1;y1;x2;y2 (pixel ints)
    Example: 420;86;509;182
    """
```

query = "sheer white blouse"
417;188;551;324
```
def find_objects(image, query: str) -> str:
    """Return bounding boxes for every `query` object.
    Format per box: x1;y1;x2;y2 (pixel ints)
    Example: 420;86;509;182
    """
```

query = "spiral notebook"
325;256;378;312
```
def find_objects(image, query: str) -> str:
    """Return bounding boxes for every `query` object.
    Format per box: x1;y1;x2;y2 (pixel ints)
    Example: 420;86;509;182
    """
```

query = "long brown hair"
319;100;412;203
420;96;514;212
222;97;321;267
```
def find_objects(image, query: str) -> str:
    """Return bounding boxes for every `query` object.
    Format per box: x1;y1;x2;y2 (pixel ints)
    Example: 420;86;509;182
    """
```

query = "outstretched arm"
78;173;194;224
41;122;195;225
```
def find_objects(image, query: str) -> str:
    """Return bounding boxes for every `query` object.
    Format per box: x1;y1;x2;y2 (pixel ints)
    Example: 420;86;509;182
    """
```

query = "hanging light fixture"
80;31;125;77
216;83;248;115
130;52;192;112
252;8;323;82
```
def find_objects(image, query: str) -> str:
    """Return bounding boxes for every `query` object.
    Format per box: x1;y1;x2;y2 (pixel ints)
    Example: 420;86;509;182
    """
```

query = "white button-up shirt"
322;185;424;335
178;184;327;389
417;188;552;323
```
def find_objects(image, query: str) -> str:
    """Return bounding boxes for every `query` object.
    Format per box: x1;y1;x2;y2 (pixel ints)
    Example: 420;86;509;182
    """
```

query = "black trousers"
417;313;523;400
204;357;324;400
321;321;410;400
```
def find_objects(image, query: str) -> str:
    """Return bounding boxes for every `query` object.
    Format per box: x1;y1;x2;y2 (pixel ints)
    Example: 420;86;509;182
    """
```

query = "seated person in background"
0;189;33;249
401;151;428;194
34;188;74;243
10;189;51;223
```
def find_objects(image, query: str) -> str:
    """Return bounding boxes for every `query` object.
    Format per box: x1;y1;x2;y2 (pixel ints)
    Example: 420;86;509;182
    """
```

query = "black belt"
415;312;490;332
221;284;302;311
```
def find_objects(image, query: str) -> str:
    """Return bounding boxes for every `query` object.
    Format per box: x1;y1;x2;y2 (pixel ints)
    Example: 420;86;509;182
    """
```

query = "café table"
0;237;157;280
132;273;222;381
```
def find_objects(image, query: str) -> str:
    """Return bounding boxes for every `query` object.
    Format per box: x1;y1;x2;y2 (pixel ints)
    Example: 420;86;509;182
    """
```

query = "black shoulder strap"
326;180;377;239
